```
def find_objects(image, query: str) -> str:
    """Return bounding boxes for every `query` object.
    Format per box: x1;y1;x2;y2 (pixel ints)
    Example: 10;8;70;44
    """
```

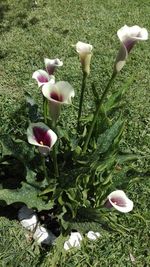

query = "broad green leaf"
97;118;124;154
0;181;54;211
104;76;133;113
0;135;34;162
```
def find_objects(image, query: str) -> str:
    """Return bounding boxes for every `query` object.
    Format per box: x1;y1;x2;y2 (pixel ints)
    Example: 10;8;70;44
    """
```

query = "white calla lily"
27;122;57;156
75;41;93;75
106;190;133;213
42;81;75;121
44;58;63;75
114;25;148;72
32;69;55;87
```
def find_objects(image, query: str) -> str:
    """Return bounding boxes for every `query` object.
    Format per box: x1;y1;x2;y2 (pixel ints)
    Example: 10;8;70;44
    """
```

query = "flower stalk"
77;72;87;131
83;72;117;153
41;155;49;184
52;121;59;178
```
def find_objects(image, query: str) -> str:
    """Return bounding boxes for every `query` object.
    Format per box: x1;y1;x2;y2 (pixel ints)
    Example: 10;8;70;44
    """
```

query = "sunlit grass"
0;0;150;266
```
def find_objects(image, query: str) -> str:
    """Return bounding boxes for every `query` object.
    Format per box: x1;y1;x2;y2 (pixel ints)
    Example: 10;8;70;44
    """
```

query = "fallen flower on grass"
42;81;75;121
64;232;82;251
75;41;93;75
86;231;101;241
27;122;57;156
18;206;38;232
33;225;56;245
106;190;133;213
114;25;148;72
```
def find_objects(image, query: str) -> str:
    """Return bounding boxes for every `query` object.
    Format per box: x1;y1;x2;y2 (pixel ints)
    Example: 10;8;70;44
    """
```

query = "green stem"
83;72;117;153
77;72;87;131
43;97;47;124
52;121;59;178
41;155;49;184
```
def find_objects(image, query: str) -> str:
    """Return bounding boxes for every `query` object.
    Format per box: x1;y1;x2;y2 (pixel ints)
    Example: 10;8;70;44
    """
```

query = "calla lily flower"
42;81;75;121
32;70;55;87
114;25;148;72
44;58;63;75
106;190;133;213
75;41;93;75
27;122;57;156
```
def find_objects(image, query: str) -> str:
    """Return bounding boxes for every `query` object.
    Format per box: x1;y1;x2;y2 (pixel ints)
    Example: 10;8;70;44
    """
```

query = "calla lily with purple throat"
114;25;148;72
32;58;63;87
27;122;57;156
32;71;55;88
106;190;133;213
42;81;75;121
75;41;93;75
44;58;63;75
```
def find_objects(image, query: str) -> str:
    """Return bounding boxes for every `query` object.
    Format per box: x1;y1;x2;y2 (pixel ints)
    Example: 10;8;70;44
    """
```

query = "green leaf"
25;91;39;122
97;118;124;154
0;135;34;163
104;76;134;113
0;181;53;211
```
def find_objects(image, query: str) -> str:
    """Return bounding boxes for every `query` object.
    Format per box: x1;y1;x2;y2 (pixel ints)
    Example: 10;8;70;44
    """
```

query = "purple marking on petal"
111;197;126;207
124;39;136;53
46;65;55;75
50;92;64;102
33;127;51;147
38;75;49;83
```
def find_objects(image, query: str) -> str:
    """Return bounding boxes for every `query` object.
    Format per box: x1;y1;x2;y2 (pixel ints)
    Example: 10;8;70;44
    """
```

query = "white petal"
42;81;75;104
76;41;93;54
117;25;148;42
86;231;101;240
27;122;57;151
64;232;82;251
32;70;50;87
107;190;133;213
44;58;63;75
33;225;56;245
18;206;38;231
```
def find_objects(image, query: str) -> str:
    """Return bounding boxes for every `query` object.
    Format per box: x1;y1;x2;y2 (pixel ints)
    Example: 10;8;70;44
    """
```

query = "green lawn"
0;0;150;266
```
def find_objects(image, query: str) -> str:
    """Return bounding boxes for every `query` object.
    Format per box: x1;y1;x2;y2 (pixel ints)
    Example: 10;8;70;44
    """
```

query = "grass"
0;0;150;266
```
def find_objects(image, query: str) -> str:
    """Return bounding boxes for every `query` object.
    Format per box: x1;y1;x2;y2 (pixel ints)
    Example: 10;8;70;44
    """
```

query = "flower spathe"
27;122;57;156
32;70;55;87
114;25;148;72
75;41;93;75
42;81;75;121
106;190;133;213
44;58;63;75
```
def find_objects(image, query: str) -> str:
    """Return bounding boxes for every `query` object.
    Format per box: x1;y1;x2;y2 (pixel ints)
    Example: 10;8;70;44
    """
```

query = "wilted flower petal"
114;25;148;72
33;225;56;245
18;206;38;231
75;41;93;75
64;232;82;251
106;190;133;213
27;122;57;156
86;231;101;241
44;58;63;75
